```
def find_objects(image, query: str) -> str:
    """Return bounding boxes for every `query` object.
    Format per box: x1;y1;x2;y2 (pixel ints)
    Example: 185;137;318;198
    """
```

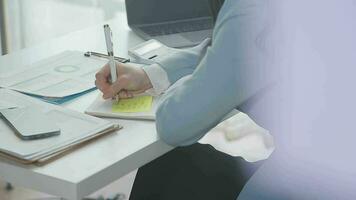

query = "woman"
95;0;273;199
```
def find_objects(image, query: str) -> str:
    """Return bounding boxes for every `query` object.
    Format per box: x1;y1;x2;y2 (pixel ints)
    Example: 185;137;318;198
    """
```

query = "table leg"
5;182;13;191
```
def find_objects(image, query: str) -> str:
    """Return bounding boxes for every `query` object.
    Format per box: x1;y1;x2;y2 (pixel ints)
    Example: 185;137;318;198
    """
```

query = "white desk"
0;12;173;200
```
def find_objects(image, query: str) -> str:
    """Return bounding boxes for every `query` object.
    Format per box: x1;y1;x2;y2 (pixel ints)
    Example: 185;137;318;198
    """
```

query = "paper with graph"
0;51;106;99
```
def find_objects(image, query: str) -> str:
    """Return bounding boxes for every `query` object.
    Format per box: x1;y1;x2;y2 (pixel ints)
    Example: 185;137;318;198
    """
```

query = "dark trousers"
129;143;262;200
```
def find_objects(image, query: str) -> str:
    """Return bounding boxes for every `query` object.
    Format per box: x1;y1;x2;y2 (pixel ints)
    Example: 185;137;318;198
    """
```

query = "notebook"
85;94;161;120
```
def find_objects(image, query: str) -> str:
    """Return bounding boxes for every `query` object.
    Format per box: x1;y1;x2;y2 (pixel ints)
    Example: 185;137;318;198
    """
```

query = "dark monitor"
126;0;212;25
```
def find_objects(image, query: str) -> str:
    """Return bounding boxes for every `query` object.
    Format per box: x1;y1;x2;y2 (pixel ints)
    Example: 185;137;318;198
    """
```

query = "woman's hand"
95;62;152;99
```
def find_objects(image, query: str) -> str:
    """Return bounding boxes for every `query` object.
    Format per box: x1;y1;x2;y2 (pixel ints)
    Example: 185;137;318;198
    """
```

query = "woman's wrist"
140;68;153;91
142;64;171;95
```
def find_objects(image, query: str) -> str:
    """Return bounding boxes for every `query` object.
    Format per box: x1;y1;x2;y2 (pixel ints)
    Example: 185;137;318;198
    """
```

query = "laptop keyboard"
139;18;213;37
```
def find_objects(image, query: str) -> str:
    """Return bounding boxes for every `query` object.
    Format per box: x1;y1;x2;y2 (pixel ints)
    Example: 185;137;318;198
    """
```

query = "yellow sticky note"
112;96;153;113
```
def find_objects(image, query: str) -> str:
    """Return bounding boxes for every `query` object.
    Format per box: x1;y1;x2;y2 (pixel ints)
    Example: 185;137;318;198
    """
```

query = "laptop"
126;0;213;48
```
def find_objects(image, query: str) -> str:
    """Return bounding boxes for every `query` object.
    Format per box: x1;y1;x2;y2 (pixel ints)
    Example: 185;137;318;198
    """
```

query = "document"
0;51;106;99
112;96;153;113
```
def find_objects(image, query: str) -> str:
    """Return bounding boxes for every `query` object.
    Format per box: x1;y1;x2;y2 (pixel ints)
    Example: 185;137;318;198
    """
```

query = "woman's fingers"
118;90;133;99
129;88;149;95
96;62;151;99
98;63;126;99
102;75;130;99
95;64;112;93
95;64;110;82
117;88;149;99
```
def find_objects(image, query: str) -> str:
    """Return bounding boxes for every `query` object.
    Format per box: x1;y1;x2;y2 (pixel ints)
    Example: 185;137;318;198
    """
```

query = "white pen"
103;24;119;101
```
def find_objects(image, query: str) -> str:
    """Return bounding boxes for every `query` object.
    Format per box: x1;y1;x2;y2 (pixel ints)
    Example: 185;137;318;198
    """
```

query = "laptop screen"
126;0;212;25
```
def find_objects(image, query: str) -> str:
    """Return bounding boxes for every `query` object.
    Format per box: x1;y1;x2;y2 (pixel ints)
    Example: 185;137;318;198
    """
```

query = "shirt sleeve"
142;38;211;95
142;63;171;96
155;1;271;146
153;38;211;86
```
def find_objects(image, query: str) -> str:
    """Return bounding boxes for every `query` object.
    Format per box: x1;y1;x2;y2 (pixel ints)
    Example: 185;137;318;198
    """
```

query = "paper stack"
0;89;119;164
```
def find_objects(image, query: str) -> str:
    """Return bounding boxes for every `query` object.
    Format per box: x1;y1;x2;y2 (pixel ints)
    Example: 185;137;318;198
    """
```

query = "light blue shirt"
153;0;272;146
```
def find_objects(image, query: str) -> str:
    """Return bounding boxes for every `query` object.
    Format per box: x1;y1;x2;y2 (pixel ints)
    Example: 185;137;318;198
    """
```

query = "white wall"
6;0;125;53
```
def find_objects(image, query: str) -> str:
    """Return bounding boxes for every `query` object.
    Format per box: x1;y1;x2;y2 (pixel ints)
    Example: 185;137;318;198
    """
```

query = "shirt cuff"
142;63;171;96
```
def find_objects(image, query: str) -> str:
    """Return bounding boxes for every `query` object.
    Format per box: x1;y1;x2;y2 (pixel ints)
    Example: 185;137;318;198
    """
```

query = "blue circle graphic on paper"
55;65;80;73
